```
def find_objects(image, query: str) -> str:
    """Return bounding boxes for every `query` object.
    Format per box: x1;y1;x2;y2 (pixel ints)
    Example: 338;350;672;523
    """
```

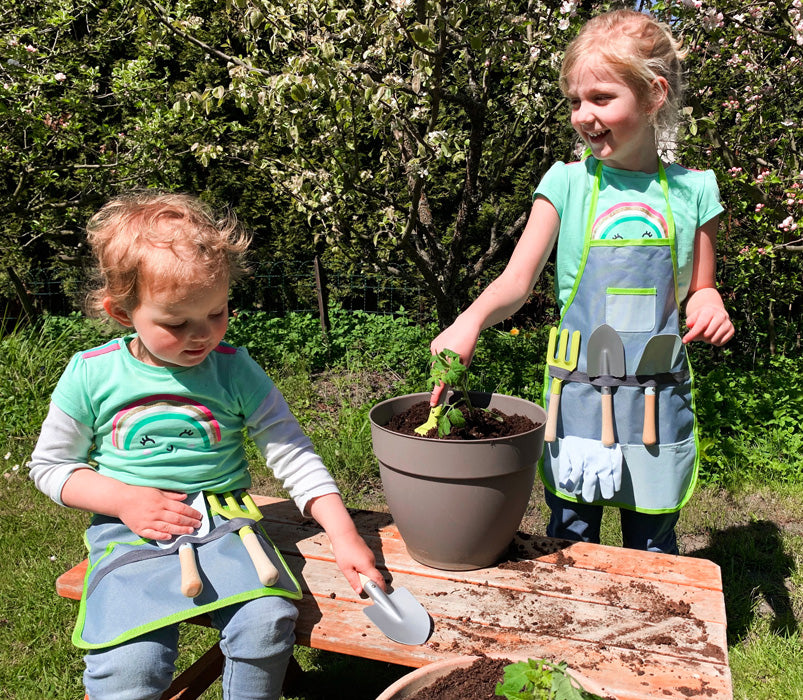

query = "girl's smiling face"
566;56;663;172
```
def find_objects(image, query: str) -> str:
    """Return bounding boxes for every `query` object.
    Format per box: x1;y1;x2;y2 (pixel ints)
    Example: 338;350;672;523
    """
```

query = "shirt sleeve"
245;387;339;516
533;161;569;213
28;402;95;506
51;351;96;426
699;169;725;227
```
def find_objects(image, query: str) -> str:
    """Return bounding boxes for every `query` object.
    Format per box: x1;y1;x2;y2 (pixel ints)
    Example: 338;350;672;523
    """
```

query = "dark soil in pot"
408;656;511;700
386;400;539;439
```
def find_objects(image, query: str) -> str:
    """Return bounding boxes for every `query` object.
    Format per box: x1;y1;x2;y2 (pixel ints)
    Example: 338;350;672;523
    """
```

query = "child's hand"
307;493;386;593
117;486;203;540
60;470;202;539
429;322;481;405
331;531;387;594
683;303;734;346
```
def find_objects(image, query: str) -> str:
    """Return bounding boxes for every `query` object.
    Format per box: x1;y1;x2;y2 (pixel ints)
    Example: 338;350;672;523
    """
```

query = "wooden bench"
57;495;733;699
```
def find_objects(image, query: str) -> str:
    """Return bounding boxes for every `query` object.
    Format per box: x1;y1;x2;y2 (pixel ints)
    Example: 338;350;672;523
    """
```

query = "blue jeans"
544;488;680;554
84;595;298;700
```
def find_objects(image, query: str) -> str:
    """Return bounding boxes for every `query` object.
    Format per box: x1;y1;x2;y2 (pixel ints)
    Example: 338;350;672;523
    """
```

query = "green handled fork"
207;492;280;586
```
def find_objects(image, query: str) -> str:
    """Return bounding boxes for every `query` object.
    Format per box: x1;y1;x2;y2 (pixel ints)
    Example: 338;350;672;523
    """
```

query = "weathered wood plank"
255;498;727;626
291;595;732;700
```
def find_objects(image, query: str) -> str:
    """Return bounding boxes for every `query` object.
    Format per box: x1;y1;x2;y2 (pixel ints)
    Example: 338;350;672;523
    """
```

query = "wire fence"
5;259;434;325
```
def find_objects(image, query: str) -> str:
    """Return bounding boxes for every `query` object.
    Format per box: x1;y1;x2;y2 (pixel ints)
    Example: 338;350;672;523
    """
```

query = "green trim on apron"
71;495;302;650
539;158;699;514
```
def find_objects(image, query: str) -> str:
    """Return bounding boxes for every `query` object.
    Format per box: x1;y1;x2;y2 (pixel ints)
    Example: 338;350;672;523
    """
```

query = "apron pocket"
606;287;657;333
618;436;697;512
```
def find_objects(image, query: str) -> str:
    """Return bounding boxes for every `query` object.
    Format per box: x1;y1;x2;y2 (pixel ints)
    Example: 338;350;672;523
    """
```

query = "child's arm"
29;402;202;540
429;197;560;401
246;389;386;592
61;470;202;540
307;493;386;593
683;217;735;346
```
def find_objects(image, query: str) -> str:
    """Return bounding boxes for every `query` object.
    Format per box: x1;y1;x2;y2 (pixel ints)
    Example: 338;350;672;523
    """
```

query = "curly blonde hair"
85;190;251;318
560;9;687;138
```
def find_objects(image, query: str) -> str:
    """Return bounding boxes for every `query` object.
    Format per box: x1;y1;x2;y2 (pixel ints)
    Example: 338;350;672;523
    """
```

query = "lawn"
1;312;801;699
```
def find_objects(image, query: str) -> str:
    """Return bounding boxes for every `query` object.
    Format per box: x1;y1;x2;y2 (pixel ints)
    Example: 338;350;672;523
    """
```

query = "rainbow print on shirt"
111;394;221;455
592;202;669;241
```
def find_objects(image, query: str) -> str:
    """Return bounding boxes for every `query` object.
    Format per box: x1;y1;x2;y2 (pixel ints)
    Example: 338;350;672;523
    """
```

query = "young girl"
429;10;734;555
29;191;385;700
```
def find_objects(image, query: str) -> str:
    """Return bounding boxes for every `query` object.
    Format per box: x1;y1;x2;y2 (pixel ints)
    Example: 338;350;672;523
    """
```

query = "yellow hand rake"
544;326;581;442
207;492;280;586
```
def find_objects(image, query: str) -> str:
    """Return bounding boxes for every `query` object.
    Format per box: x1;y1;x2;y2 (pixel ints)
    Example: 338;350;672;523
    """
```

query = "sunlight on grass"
730;625;803;699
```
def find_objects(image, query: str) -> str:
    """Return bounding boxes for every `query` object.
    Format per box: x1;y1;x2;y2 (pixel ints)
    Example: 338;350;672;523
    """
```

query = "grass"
1;312;801;699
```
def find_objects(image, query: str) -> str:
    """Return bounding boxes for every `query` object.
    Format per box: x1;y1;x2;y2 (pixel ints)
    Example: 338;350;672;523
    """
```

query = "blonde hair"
85;190;251;318
560;9;687;137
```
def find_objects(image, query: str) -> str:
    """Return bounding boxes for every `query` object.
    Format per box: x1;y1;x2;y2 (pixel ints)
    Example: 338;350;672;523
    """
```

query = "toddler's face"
126;275;230;368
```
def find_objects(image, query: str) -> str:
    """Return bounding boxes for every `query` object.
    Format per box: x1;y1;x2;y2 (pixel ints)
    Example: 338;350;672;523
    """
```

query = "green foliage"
495;658;605;700
3;0;803;370
226;306;436;380
652;0;803;361
0;313;114;439
693;355;803;485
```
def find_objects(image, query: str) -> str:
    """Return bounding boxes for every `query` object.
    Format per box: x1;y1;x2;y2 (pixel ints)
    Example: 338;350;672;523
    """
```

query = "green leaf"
448;407;465;428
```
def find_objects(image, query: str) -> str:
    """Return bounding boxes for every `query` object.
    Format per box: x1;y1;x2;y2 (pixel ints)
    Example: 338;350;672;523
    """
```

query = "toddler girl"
29;190;385;700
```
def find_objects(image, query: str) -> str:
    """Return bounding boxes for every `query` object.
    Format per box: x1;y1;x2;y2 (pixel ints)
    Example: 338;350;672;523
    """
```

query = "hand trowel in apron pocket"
357;573;431;646
587;324;626;447
157;490;210;598
635;333;683;446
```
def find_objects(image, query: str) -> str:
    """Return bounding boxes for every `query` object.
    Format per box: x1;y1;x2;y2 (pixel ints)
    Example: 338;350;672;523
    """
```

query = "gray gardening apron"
539;159;699;513
72;491;302;649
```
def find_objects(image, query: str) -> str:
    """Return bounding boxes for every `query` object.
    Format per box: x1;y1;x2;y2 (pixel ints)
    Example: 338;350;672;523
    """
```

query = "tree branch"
141;0;272;76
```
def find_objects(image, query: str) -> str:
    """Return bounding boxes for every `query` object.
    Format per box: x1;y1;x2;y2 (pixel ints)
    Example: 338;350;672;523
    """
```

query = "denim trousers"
84;595;299;700
544;488;680;554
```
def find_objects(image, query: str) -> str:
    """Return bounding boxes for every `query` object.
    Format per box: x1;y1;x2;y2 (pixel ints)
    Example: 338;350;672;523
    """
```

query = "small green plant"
495;658;605;700
425;348;503;437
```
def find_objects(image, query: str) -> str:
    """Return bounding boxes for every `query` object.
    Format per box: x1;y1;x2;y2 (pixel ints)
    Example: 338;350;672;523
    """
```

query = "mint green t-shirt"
534;158;724;309
51;336;274;493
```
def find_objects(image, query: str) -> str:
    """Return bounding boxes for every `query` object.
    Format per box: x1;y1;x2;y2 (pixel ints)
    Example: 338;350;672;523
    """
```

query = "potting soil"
386;400;538;439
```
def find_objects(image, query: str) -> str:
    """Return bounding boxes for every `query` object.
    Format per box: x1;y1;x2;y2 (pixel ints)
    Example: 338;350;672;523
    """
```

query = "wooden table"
57;495;732;700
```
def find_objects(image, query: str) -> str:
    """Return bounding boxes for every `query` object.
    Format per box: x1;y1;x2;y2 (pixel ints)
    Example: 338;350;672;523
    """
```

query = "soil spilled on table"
384;400;539;440
408;656;511;700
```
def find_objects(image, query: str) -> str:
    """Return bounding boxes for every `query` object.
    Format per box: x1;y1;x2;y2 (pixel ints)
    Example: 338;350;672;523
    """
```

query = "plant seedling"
495;658;606;700
422;349;501;437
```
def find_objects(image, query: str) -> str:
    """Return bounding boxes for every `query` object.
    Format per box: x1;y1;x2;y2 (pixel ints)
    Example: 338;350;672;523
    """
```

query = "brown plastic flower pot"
369;392;546;571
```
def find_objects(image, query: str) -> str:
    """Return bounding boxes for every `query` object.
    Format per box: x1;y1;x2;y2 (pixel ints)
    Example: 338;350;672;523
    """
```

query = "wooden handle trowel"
635;334;683;445
157;490;210;598
358;573;432;646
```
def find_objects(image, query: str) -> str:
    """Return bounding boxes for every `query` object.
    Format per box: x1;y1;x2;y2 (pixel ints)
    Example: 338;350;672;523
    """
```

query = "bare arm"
683;216;734;346
307;492;386;593
429;197;560;401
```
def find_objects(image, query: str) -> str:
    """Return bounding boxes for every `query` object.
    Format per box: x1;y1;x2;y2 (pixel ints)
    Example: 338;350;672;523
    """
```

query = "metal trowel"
635;334;683;445
358;573;432;645
587;324;626;447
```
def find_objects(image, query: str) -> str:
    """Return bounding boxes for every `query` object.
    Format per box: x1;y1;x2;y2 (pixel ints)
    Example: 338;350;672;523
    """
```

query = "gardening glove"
556;436;587;494
581;442;623;502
